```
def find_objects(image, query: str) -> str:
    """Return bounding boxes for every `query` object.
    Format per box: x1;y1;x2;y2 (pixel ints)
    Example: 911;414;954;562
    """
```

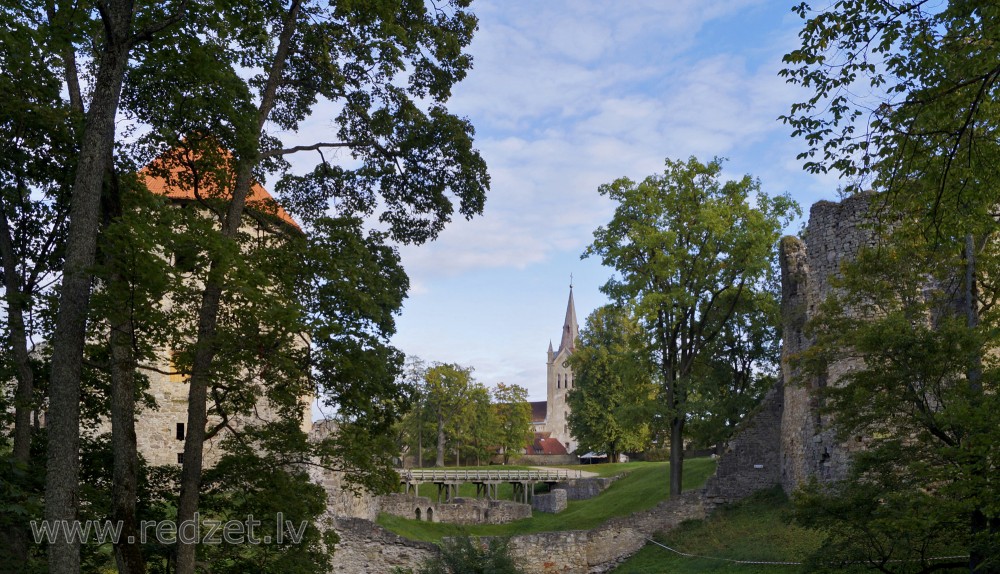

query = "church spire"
557;285;578;354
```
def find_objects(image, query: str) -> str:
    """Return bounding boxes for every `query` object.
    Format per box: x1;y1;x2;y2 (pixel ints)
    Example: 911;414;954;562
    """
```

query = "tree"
685;286;781;452
424;363;474;467
491;383;532;465
566;305;655;462
450;382;494;467
585;156;798;497
782;3;1000;571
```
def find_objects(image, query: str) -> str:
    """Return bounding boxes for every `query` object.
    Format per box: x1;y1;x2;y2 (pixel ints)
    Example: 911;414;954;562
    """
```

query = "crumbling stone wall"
329;517;437;573
531;489;567;513
779;193;878;492
378;493;532;525
703;379;783;505
495;489;708;573
307;421;380;520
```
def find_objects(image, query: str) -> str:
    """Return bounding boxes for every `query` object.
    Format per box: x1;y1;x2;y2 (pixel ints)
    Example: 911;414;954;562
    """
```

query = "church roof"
528;401;547;424
556;286;579;355
139;146;299;230
529;432;568;455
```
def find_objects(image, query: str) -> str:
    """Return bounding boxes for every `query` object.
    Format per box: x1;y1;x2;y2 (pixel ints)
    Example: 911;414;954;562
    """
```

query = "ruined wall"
378;493;532;525
500;490;708;574
703;379;783;505
329;517;437;574
531;489;567;513
779;193;878;492
307;420;380;521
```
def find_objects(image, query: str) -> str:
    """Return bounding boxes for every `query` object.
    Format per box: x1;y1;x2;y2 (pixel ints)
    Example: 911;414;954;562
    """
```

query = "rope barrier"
644;538;969;567
644;538;802;565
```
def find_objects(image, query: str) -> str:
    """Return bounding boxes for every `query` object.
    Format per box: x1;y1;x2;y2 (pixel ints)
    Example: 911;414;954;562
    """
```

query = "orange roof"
528;432;568;455
139;146;299;230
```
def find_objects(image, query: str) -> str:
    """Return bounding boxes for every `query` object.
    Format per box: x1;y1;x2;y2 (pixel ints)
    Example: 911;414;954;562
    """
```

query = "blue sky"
312;1;843;401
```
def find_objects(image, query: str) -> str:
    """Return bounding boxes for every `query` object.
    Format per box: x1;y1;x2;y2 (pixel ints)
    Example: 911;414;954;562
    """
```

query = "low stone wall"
329;517;437;573
489;489;708;574
553;476;617;500
378;493;531;525
531;489;567;513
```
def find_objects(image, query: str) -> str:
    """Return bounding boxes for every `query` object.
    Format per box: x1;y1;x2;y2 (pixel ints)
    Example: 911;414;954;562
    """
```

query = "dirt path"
529;465;600;478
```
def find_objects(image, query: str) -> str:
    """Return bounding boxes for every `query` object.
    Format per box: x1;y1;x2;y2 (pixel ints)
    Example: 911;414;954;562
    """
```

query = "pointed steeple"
557;285;579;355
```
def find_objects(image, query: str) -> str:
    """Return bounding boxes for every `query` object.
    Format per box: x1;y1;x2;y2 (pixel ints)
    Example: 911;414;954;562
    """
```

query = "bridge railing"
398;468;581;483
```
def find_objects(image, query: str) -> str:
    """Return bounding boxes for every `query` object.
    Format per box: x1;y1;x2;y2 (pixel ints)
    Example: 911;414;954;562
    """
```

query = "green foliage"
685;287;781;450
415;536;525;574
585;156;798;494
567;305;655;460
491;383;533;465
612;488;825;574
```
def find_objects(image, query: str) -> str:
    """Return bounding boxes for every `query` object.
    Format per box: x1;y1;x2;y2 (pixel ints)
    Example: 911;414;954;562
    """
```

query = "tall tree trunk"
435;415;446;467
109;315;145;574
669;417;684;497
962;232;995;574
101;157;145;574
173;3;301;573
45;6;133;570
0;204;34;466
0;213;32;574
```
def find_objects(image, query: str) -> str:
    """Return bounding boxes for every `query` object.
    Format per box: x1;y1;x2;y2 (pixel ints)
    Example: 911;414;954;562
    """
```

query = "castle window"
557;374;561;389
176;423;185;441
177;452;184;465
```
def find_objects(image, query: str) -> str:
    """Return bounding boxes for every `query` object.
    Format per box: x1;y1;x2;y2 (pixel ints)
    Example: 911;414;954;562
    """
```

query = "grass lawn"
611;487;826;573
378;458;717;543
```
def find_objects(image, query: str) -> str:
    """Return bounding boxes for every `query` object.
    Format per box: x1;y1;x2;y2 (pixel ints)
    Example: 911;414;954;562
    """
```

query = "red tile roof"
139;146;299;230
529;432;568;455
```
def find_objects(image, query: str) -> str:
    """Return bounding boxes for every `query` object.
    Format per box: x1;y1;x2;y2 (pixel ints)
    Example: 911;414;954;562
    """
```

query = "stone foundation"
531;489;566;513
553;476;618;500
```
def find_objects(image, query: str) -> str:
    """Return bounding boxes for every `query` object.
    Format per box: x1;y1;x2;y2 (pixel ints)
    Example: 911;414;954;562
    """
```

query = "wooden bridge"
397;468;583;504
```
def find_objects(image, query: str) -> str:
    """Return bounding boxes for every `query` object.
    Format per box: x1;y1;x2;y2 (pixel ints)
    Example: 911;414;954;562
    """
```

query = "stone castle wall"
779;193;878;492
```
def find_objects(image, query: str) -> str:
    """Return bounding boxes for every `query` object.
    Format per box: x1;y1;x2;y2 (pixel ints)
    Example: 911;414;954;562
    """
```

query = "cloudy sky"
328;1;842;401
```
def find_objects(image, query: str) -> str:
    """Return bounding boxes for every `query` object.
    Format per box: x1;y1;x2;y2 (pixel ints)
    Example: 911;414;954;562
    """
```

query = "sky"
305;0;844;402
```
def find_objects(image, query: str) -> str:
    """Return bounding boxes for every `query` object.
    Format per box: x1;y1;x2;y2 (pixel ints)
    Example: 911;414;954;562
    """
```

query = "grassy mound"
611;487;825;573
377;458;717;542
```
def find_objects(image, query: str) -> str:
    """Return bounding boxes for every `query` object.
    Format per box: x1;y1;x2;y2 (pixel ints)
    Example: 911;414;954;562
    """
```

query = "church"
528;286;579;454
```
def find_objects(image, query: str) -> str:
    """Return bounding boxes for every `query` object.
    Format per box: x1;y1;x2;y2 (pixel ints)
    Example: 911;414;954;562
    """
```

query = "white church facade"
529;286;579;454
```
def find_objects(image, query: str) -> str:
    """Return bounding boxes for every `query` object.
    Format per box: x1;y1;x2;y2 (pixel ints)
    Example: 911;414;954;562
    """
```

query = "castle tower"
545;285;579;453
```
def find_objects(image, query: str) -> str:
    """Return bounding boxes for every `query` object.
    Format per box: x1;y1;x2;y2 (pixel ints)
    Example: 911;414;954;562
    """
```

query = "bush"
416;536;524;574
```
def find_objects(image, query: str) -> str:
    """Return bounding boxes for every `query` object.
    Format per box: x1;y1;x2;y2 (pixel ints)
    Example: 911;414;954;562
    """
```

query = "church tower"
545;285;579;453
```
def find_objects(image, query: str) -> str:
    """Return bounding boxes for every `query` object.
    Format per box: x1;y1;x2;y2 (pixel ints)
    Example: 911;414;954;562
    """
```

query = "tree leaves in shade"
566;305;655;462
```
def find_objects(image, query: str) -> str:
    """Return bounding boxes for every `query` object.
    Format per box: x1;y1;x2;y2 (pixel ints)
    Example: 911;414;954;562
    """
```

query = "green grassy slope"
378;459;716;543
611;488;826;573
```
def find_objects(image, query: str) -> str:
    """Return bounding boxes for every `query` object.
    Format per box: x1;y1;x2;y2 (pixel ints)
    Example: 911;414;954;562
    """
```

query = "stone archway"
415;508;422;521
427;507;434;522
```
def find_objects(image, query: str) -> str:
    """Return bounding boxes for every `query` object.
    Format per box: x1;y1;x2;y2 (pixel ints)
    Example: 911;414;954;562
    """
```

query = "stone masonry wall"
329;517;437;574
780;193;879;492
531;489;567;513
703;378;783;505
378;493;532;525
496;490;708;574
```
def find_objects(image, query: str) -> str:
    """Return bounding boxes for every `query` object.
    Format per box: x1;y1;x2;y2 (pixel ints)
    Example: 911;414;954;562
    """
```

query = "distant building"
529;286;579;454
